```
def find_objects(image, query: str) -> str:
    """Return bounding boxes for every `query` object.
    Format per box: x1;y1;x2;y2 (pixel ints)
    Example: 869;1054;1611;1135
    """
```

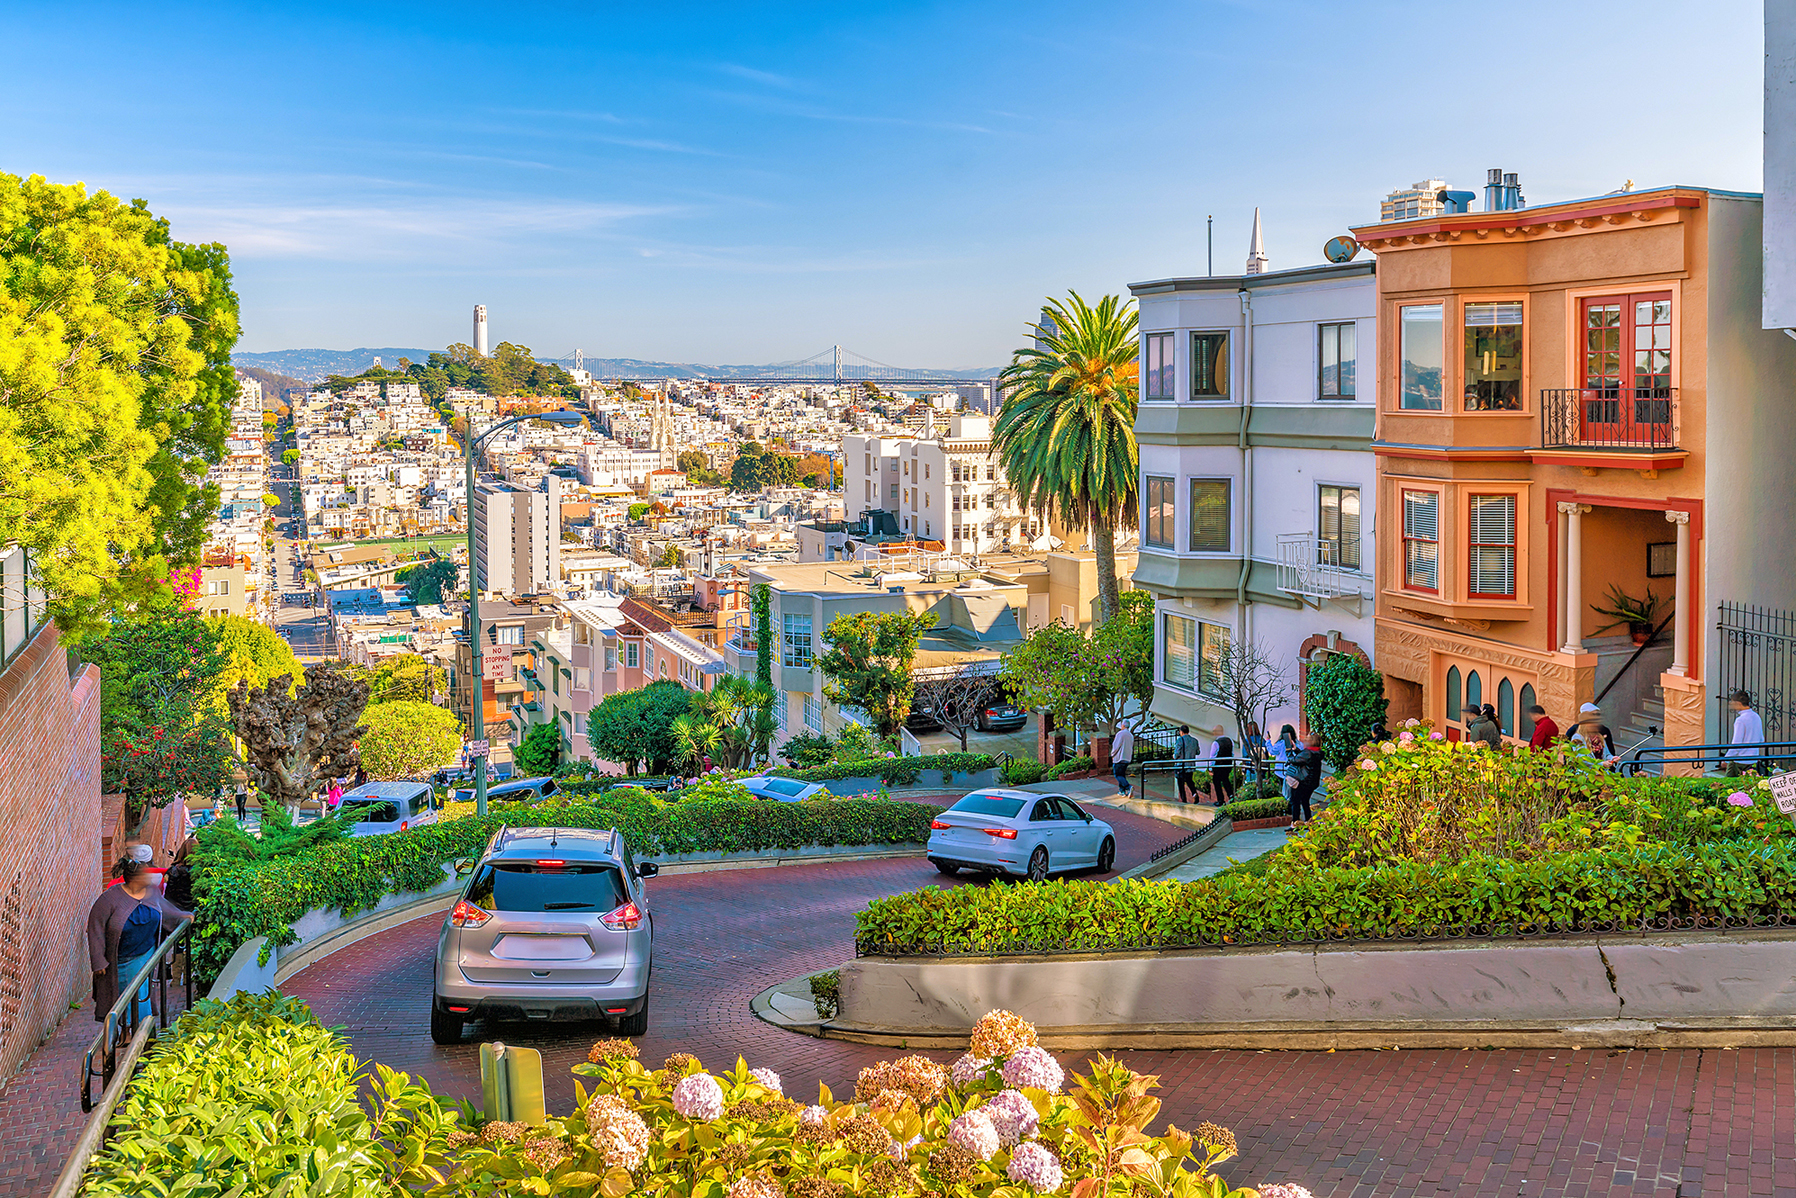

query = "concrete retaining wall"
834;931;1796;1049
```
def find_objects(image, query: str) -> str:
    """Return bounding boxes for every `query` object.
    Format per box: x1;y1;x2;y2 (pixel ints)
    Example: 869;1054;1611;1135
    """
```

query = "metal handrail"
80;916;193;1113
1592;609;1678;709
1622;740;1796;777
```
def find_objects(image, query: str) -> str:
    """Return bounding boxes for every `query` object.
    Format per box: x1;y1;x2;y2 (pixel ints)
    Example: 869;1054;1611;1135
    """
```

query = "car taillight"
601;901;643;931
982;827;1019;840
450;900;491;928
930;819;951;830
536;859;564;867
400;821;409;832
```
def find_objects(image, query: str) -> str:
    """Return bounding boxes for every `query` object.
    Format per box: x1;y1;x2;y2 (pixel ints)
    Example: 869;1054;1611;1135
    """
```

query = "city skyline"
2;0;1765;365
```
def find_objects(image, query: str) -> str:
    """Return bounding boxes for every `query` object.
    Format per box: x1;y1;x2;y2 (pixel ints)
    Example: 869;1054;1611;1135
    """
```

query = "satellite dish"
1324;235;1361;263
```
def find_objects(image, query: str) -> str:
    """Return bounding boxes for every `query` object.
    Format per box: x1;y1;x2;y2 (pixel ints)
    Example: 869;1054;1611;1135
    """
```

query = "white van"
340;781;438;836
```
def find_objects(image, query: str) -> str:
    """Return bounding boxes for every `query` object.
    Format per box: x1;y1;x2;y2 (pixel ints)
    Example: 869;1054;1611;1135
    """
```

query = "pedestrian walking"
1467;703;1503;749
233;778;248;823
1725;690;1766;775
1207;732;1237;806
1287;733;1323;823
1271;725;1297;806
1173;724;1201;804
327;779;344;808
88;858;188;1027
1110;720;1135;798
1527;703;1560;749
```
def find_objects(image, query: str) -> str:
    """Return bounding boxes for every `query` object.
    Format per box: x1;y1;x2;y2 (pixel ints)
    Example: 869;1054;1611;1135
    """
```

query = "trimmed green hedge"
194;796;939;980
773;752;996;785
1219;797;1289;822
1045;754;1095;781
1001;757;1046;785
855;840;1796;955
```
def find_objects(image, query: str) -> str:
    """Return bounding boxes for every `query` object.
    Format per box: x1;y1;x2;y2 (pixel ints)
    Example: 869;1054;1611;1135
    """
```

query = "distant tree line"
322;342;579;402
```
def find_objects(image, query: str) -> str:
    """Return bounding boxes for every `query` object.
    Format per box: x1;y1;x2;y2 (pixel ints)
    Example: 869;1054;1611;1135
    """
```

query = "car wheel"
1026;846;1049;882
619;995;649;1037
430;1005;463;1045
1097;836;1116;873
931;858;959;876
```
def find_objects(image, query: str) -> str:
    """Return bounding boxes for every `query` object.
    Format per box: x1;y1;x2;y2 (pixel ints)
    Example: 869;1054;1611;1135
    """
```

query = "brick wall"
0;625;101;1086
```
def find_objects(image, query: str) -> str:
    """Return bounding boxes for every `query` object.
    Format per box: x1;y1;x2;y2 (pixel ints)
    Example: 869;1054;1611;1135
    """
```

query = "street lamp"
464;407;590;816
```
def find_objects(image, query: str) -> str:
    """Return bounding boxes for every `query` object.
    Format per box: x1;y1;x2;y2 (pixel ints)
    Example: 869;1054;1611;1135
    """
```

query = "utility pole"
1207;215;1214;277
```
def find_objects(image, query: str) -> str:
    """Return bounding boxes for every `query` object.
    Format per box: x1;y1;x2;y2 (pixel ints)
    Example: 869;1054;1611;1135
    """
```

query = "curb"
749;977;830;1038
1115;816;1234;881
652;846;926;876
1079;795;1216;832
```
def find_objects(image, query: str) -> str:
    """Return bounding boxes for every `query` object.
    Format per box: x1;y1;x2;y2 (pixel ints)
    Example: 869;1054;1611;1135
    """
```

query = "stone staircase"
1617;685;1666;773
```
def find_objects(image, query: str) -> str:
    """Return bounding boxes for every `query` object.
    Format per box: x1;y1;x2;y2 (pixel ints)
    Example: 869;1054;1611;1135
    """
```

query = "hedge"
1044;754;1094;781
1218;797;1288;822
193;795;939;980
773;752;996;785
854;840;1796;956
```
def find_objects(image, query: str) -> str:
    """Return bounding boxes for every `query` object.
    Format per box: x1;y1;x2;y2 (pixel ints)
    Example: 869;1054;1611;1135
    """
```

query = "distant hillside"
237;365;309;404
234;348;1002;385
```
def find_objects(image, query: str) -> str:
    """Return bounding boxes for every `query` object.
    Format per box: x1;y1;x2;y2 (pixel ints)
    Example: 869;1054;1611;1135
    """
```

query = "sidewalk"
0;1001;98;1197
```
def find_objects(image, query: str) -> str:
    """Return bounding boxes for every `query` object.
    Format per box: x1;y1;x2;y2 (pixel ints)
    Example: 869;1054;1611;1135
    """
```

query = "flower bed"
87;995;1302;1198
193;795;938;980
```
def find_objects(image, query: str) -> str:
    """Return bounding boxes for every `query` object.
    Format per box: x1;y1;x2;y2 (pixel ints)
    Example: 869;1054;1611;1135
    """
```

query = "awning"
648;630;727;676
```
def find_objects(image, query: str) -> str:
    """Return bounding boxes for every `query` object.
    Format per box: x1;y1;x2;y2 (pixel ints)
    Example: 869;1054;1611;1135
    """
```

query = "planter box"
952;768;998;788
821;776;882;797
917;769;946;788
1231;816;1293;831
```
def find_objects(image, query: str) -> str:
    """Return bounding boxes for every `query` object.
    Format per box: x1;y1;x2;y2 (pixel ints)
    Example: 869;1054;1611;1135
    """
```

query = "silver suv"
431;826;657;1044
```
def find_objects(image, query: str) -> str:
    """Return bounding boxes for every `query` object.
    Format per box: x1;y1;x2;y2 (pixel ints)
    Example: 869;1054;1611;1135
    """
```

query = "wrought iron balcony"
1540;387;1679;451
1275;533;1364;604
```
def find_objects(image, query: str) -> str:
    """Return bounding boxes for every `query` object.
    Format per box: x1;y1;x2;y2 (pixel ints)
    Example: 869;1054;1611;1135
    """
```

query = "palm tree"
994;292;1140;623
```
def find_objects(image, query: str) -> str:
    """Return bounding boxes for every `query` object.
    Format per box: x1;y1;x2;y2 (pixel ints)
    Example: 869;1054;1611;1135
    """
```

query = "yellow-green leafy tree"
360;700;462;781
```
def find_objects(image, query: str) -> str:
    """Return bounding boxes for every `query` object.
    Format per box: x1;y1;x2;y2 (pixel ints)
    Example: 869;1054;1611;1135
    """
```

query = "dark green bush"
773;752;995;785
1219;797;1288;822
1001;757;1046;785
1045;754;1095;781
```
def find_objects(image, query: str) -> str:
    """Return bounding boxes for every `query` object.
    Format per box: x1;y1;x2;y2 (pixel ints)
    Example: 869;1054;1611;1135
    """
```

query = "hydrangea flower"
799;1104;828;1125
671;1072;725;1121
1402;717;1420;727
1006;1140;1065;1193
583;1094;651;1171
950;1052;994;1087
1430;732;1445;741
1000;1046;1064;1093
947;1109;1000;1161
1358;759;1378;771
969;1009;1038;1059
750;1066;783;1094
981;1088;1039;1145
1380;741;1397;754
1728;791;1755;807
1256;1185;1315;1198
726;1176;786;1198
1398;731;1415;744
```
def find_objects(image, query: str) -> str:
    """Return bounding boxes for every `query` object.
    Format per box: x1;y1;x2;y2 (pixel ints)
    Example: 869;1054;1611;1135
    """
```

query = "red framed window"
1580;292;1673;439
1467;494;1516;598
1401;490;1439;592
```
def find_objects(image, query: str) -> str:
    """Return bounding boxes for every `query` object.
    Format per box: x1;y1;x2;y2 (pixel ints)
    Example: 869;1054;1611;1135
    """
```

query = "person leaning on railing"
87;857;189;1027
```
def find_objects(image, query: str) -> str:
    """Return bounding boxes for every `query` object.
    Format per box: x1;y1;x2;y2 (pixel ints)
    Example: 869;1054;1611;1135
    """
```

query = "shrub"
361;699;464;781
513;722;562;776
1304;652;1389;771
1001;757;1046;785
193;797;939;980
809;969;841;1019
780;730;837;769
1044;754;1094;781
775;752;996;785
1219;797;1288;822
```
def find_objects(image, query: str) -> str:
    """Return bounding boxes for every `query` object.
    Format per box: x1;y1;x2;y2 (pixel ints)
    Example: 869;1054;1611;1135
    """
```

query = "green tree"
994;292;1139;624
359;699;462;780
211;614;303;705
87;607;234;832
365;653;448;705
817;610;937;739
514;721;563;776
281;448;299;466
730;443;768;491
586;680;693;775
685;673;775;769
231;662;368;809
654;544;681;569
0;174;241;631
999;589;1154;735
398;556;459;605
1304;652;1389;772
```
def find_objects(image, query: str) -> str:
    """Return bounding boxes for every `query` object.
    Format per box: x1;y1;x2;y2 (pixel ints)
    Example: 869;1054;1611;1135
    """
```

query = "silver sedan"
926;788;1116;880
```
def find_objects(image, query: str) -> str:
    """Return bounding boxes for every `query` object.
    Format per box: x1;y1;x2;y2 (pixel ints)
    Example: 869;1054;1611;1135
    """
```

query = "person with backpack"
1173;724;1201;803
1207;731;1237;806
1287;732;1324;824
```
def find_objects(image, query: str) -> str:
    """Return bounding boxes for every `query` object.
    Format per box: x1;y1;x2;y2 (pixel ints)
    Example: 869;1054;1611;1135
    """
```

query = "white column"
1666;510;1692;675
1556;504;1570;651
1558;502;1590;654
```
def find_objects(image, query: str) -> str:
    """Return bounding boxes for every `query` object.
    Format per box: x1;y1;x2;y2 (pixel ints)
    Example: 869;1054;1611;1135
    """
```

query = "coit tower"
473;304;489;356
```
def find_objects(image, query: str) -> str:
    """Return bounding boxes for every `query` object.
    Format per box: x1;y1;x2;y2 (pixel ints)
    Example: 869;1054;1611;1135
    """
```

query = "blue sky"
1;1;1764;367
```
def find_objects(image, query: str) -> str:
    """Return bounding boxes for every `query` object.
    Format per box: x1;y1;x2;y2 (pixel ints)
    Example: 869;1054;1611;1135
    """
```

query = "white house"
1129;255;1378;739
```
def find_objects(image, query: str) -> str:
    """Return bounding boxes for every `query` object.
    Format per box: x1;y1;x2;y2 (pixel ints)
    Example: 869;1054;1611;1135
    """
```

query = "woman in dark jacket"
87;858;188;1024
1467;704;1504;750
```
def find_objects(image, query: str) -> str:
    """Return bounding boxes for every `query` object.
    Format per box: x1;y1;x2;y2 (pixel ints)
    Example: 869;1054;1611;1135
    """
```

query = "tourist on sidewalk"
88;858;189;1027
1173;724;1200;803
1110;720;1134;798
1468;704;1503;749
1571;703;1619;767
1206;732;1236;806
1725;690;1766;776
1287;734;1322;824
233;778;249;822
1527;704;1559;749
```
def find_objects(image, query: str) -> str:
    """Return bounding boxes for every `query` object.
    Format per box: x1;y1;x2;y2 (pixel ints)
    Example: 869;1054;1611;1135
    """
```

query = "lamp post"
463;407;590;816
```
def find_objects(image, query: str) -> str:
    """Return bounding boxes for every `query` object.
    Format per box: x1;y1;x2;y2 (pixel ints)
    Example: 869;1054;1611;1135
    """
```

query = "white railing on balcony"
1275;533;1363;602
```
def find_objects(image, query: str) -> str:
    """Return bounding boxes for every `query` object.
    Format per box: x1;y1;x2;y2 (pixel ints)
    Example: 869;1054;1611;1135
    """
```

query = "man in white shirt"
1110;721;1135;798
1725;690;1766;775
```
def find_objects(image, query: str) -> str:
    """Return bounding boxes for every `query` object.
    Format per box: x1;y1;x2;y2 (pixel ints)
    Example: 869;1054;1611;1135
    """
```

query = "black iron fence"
1717;602;1796;747
1540;387;1679;450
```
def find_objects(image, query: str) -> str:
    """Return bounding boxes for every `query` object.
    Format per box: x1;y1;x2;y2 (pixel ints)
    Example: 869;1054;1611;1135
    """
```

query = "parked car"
976;702;1028;732
431;825;658;1043
905;706;944;733
452;775;553;805
736;775;828;803
926;788;1116;880
338;781;437;836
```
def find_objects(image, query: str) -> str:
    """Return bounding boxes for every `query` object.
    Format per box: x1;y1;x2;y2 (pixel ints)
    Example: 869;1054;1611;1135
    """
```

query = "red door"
1579;293;1674;445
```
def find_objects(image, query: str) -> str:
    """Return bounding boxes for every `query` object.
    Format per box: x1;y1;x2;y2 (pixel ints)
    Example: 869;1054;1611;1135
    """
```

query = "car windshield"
950;793;1026;819
342;800;400;823
760;779;808;797
466;862;627;913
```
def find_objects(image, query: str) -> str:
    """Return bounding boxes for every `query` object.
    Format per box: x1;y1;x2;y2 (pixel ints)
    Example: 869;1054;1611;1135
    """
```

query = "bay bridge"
545;345;996;388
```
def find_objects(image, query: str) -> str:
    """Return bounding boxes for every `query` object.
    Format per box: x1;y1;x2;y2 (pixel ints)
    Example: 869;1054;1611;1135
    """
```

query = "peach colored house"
1354;184;1796;756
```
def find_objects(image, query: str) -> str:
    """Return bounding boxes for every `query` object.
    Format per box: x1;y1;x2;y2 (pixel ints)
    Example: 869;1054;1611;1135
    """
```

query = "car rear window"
466;863;627;913
761;779;808;797
950;793;1025;819
342;800;400;823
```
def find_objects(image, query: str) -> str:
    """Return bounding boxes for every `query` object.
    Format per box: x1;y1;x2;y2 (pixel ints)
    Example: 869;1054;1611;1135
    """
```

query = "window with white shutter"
1319;485;1361;570
1163;614;1195;688
1467;494;1516;597
1189;479;1231;552
1402;491;1440;592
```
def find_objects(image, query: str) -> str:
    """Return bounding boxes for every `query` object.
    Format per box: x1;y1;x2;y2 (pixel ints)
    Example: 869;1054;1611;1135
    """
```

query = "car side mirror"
638;861;659;878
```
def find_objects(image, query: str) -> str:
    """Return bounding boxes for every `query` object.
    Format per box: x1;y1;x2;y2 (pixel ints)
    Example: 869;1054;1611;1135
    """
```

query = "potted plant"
1591;585;1665;645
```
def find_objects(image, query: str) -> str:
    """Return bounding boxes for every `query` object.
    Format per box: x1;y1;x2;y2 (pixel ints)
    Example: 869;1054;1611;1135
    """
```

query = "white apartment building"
841;414;1043;557
473;476;562;596
1129;258;1378;738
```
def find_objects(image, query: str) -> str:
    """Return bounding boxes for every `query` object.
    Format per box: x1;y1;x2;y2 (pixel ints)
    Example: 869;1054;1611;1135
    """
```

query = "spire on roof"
1245;207;1269;275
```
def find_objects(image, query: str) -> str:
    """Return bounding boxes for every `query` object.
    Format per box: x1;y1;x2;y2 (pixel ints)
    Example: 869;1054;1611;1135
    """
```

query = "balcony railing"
1540;387;1679;451
1275;533;1363;603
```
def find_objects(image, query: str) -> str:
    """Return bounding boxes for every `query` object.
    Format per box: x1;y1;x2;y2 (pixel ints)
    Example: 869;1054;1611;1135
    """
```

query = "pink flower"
1256;1186;1315;1198
999;1046;1064;1093
1358;759;1378;772
950;1052;994;1087
1728;791;1755;807
982;1088;1039;1145
947;1109;1000;1161
1430;732;1445;741
671;1072;725;1121
1006;1141;1065;1193
1398;731;1415;743
749;1066;783;1094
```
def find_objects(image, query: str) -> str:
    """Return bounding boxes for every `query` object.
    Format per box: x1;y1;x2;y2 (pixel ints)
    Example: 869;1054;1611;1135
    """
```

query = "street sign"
1767;771;1796;816
465;739;490;758
481;643;512;681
